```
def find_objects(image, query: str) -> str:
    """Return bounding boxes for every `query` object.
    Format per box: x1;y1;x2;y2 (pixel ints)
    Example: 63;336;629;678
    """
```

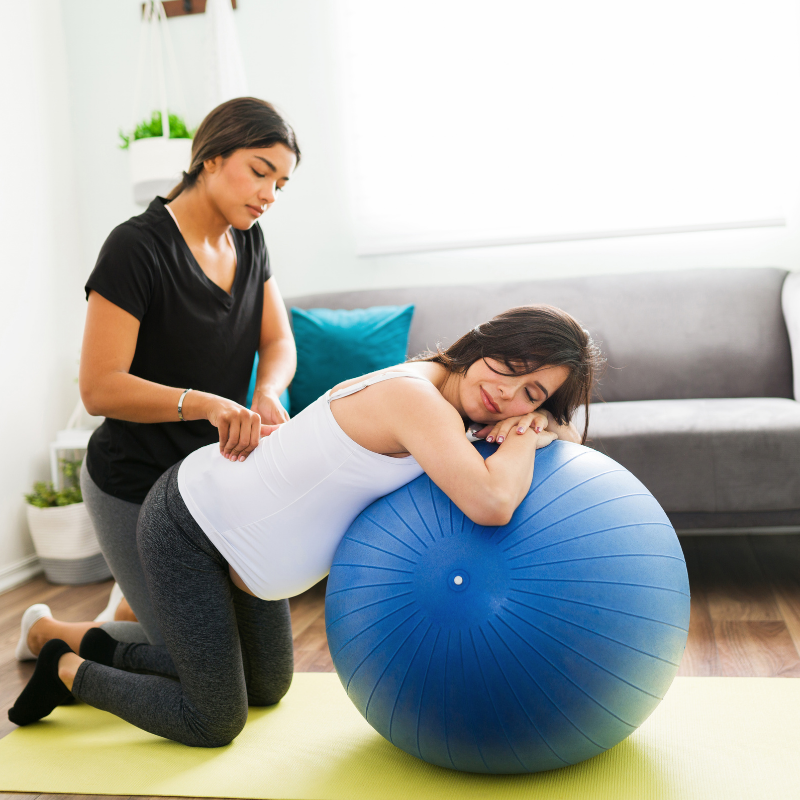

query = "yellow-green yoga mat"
1;674;798;800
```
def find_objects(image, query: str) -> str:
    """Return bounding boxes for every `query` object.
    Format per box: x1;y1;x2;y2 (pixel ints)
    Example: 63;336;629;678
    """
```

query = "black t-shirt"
85;197;270;504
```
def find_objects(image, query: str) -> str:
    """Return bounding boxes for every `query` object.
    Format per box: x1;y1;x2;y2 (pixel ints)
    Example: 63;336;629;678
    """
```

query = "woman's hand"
532;429;558;449
204;397;265;462
538;409;582;444
471;411;549;445
251;387;290;426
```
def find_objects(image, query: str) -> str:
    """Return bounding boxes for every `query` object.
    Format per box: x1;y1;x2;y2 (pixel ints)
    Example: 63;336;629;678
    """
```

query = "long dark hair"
166;97;301;200
413;305;604;444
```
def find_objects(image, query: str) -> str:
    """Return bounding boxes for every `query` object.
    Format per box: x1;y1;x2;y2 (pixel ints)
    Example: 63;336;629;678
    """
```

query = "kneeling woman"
9;306;601;747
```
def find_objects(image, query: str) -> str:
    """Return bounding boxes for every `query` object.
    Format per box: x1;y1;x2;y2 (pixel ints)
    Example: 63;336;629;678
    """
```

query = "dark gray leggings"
72;463;294;747
81;462;163;646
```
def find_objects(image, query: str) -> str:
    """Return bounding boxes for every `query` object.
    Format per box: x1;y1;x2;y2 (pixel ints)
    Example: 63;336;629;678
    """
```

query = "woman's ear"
203;155;223;174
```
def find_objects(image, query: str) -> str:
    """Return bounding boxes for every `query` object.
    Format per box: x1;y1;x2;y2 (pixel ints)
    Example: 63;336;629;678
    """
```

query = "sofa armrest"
782;272;800;401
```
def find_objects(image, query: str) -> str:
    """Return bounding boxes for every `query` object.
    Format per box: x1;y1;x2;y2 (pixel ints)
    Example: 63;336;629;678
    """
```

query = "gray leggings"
81;462;163;646
72;463;294;747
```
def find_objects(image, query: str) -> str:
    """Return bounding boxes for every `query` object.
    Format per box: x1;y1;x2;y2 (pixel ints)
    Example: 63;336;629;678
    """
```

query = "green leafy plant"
118;110;194;149
25;458;83;508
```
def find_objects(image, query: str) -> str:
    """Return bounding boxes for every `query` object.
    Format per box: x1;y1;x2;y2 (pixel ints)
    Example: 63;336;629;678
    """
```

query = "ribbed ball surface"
325;440;690;774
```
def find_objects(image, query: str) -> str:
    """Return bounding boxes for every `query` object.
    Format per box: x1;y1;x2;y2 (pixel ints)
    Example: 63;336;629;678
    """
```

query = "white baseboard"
0;554;43;595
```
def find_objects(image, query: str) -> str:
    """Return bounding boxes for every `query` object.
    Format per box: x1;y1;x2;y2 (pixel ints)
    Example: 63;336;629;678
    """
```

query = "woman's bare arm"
80;291;268;460
384;381;556;527
249;278;296;425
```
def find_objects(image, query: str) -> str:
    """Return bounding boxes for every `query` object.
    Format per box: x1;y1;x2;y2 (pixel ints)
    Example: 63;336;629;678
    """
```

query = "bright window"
336;1;797;256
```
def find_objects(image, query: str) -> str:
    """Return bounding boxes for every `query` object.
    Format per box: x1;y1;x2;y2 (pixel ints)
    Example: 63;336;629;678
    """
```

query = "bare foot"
28;617;101;656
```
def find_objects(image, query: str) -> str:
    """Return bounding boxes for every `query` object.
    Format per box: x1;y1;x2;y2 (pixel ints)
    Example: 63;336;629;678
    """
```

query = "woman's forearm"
482;431;539;522
254;337;296;395
81;370;222;424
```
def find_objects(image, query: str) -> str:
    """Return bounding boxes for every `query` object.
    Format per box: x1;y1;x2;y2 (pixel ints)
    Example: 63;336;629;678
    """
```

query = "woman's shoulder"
329;363;442;398
100;201;171;256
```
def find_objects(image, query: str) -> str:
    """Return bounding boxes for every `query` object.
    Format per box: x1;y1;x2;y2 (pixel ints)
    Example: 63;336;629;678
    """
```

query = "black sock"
8;639;74;726
79;627;119;667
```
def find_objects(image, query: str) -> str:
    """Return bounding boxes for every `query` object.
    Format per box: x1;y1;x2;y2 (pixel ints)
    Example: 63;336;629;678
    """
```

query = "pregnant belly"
229;565;257;597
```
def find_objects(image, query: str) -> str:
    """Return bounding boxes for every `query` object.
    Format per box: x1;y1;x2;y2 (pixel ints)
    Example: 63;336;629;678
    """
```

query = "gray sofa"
286;267;800;532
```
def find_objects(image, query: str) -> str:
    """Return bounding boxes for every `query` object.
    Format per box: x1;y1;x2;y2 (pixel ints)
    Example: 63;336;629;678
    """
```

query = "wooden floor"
1;533;798;800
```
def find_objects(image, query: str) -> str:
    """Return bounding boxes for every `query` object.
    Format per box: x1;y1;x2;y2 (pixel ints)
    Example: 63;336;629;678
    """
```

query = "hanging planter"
121;111;194;205
124;1;193;206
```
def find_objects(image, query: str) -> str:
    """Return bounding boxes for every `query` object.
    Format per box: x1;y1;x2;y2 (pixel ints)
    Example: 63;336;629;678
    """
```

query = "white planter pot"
129;136;193;207
26;502;111;585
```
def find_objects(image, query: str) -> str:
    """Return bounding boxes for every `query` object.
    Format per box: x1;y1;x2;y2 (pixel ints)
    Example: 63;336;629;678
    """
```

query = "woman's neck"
425;362;466;420
167;185;231;246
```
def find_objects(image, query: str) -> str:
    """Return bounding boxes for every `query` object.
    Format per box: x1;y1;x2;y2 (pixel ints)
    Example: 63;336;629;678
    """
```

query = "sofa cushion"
576;398;800;514
286;267;793;403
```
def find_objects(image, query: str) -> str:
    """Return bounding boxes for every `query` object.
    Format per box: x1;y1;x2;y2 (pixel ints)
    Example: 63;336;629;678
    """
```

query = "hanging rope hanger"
133;1;187;139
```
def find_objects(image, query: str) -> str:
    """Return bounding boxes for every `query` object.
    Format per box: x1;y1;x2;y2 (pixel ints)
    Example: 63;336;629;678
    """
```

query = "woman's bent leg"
81;462;164;646
72;466;248;747
232;588;293;706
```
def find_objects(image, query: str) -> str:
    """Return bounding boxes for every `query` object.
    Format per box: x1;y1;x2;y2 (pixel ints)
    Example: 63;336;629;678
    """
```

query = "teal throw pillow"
289;305;415;416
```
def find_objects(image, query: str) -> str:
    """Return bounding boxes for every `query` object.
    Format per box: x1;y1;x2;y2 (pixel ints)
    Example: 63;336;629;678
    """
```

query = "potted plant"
25;458;111;585
120;110;194;206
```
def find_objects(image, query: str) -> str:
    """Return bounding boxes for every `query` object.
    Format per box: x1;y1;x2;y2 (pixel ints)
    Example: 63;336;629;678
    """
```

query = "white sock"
15;603;52;661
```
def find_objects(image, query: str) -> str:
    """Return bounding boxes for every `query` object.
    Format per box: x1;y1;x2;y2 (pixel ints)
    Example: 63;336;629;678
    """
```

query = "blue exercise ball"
325;440;690;774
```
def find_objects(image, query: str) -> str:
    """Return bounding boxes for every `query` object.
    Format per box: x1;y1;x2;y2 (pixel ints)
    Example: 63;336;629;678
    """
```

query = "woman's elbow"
468;495;515;528
79;379;103;417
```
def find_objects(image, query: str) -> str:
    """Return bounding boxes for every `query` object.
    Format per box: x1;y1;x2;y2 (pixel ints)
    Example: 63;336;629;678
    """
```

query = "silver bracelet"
178;388;192;422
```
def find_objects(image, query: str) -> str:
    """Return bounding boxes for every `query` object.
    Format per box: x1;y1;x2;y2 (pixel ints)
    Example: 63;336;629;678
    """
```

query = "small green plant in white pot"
120;110;194;207
25;459;111;585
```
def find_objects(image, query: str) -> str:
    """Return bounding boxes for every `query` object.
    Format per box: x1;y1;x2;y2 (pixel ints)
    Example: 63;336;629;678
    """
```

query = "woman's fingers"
535;430;558;449
233;414;261;461
222;414;242;459
485;422;503;443
210;399;266;460
230;411;262;461
470;424;490;439
487;413;538;443
531;412;549;434
478;412;550;444
490;419;518;444
222;411;249;460
217;417;231;455
515;412;540;435
248;415;262;453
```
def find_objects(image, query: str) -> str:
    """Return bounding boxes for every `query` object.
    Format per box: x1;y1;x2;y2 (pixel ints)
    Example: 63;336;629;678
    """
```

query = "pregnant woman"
9;306;603;748
16;97;301;666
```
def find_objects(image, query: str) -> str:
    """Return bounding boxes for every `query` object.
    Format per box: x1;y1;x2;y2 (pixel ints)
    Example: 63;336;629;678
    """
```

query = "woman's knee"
247;669;293;707
187;703;248;748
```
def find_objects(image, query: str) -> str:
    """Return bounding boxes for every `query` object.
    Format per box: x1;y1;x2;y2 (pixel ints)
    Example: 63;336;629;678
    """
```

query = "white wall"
2;0;798;586
0;0;84;590
62;0;800;302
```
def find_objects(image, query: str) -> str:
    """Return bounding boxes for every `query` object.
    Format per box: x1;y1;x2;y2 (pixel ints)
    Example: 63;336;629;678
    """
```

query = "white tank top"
177;371;426;600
